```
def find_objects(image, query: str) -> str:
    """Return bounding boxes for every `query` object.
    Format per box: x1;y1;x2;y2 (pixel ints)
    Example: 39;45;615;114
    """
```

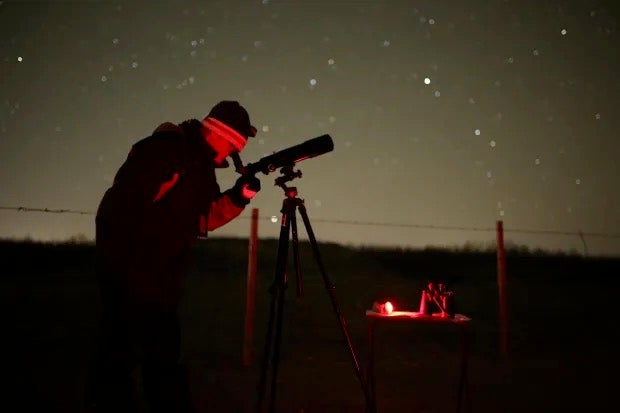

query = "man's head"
203;101;256;164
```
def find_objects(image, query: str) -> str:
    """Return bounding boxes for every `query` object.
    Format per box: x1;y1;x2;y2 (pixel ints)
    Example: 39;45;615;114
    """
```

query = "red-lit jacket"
96;119;248;307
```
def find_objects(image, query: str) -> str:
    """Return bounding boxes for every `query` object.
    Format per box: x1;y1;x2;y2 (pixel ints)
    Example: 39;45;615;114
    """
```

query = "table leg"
367;318;377;413
456;324;469;413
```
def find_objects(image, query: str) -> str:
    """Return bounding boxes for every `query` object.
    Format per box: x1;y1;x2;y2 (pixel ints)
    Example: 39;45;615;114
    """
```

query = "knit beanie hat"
205;100;256;142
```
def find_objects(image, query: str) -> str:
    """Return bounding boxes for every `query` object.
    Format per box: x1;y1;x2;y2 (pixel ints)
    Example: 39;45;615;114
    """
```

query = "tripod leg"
256;270;279;412
290;208;303;298
297;203;373;409
257;277;289;413
268;268;288;413
256;205;292;413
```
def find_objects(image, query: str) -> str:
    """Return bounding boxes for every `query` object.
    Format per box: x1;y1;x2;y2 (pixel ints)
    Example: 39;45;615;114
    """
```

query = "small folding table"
365;310;471;413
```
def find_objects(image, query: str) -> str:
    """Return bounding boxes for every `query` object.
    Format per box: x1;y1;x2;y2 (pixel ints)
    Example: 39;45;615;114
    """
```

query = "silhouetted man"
89;101;261;412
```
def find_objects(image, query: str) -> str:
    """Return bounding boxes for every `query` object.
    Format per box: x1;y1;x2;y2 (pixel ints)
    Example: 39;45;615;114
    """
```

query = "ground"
3;239;618;412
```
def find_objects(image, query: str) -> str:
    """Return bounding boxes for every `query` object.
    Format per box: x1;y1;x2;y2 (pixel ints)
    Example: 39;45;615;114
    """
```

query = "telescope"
232;134;334;176
244;132;371;411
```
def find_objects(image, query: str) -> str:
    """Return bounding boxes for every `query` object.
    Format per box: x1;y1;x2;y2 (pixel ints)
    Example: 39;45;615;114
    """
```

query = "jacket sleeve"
205;186;248;231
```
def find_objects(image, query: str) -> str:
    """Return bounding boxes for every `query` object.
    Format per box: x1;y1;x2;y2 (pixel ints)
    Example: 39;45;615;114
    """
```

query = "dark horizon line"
1;234;617;259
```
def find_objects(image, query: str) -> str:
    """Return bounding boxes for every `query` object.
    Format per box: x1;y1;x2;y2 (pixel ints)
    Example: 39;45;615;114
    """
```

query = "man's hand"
235;175;261;200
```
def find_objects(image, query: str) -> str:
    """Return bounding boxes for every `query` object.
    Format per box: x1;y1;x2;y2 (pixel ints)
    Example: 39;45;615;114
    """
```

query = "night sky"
1;0;618;255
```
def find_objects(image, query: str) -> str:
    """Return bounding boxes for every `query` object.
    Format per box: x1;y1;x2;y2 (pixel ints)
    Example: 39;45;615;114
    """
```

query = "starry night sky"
1;0;618;255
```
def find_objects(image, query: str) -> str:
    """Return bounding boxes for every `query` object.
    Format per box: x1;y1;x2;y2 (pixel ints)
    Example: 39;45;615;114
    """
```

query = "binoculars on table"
419;282;455;318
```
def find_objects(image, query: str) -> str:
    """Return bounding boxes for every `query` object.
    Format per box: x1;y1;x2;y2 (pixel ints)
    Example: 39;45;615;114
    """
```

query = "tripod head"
274;165;302;196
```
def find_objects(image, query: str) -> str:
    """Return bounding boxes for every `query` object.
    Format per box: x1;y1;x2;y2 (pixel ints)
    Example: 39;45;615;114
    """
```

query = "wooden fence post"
243;208;259;367
496;220;508;359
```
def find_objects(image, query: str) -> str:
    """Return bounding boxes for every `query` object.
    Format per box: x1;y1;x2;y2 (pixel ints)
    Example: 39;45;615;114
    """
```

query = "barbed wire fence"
1;205;619;256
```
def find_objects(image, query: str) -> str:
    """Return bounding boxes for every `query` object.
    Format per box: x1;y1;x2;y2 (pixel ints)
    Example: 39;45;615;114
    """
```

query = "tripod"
255;166;372;413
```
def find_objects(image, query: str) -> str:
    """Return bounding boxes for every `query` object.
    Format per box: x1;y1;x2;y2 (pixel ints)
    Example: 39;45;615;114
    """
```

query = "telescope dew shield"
246;134;334;175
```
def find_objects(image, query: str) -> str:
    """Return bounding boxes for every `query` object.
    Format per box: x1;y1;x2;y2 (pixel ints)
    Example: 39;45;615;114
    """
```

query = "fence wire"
1;205;619;239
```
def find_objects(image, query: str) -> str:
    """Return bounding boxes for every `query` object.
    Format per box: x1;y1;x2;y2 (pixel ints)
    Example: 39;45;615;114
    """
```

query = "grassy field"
2;237;619;412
